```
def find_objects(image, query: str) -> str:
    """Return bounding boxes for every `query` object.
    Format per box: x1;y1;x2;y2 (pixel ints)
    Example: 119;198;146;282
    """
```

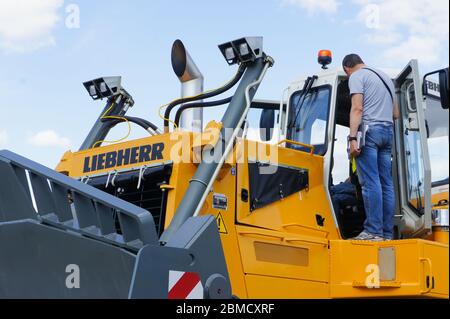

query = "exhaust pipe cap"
171;39;203;83
171;39;187;78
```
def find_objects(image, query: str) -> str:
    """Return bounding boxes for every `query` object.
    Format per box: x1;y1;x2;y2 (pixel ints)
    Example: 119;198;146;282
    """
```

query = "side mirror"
423;68;449;109
259;109;275;141
438;68;449;109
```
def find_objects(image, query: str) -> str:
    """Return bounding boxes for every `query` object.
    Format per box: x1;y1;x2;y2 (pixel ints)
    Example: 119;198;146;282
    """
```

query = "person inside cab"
343;54;400;241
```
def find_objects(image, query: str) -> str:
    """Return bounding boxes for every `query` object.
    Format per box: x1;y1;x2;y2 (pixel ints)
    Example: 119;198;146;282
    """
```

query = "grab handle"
238;231;284;241
419;258;433;294
278;139;315;155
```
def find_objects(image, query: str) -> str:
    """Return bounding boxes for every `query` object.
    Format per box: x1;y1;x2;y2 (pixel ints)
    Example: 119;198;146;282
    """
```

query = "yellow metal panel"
163;162;198;230
56;133;182;178
423;242;449;298
236;139;340;240
330;239;449;298
430;229;449;245
245;274;329;299
236;225;329;283
254;242;309;267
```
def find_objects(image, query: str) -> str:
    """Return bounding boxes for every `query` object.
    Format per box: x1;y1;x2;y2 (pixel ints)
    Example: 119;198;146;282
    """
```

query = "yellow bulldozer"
0;37;448;299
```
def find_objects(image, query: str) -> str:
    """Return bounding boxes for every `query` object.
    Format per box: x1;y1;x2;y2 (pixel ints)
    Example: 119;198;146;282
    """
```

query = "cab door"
394;60;432;237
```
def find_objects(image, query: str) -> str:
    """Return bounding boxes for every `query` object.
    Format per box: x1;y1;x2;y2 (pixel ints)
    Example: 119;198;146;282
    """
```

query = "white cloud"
283;0;339;15
28;130;71;148
0;129;8;146
355;0;449;66
0;0;64;52
382;36;442;66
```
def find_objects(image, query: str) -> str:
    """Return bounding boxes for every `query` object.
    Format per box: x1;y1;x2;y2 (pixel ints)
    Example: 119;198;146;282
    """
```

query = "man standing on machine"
343;54;400;241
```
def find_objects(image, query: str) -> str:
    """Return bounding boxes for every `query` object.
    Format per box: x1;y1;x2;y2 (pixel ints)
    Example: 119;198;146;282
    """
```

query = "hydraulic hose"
174;96;233;127
102;116;161;135
163;64;247;132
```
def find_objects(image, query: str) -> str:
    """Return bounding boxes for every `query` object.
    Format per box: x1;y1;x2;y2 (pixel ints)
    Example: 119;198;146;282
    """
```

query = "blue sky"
0;0;449;169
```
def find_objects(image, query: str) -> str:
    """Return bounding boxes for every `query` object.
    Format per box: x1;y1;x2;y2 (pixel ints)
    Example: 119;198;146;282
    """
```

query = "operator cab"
282;68;367;238
279;52;449;240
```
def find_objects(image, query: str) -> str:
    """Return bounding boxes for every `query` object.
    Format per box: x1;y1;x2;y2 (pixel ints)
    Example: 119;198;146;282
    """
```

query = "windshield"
287;85;331;155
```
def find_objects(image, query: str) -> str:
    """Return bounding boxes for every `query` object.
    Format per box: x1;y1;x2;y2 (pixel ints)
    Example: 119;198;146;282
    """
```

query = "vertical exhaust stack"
161;37;272;244
171;40;204;132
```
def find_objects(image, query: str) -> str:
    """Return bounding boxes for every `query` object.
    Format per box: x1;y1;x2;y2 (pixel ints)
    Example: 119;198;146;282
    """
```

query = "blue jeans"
356;124;395;239
330;182;357;215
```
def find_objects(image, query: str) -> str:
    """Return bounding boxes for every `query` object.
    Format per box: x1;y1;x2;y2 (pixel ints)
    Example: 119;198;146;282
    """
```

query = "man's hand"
349;140;361;157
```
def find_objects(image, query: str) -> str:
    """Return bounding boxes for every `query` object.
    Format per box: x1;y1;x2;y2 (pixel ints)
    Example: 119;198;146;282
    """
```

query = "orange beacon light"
318;50;332;69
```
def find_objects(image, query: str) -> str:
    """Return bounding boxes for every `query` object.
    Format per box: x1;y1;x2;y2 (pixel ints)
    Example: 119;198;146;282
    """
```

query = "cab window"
287;85;331;155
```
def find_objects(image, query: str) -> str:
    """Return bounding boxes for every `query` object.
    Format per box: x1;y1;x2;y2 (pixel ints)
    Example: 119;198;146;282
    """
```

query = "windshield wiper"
288;75;318;130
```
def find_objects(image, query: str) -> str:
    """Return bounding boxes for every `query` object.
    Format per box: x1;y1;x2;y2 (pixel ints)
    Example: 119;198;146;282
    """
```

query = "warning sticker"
216;213;228;234
212;193;228;210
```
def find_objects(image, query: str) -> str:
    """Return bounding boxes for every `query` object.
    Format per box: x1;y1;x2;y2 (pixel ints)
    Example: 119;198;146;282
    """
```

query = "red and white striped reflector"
168;270;203;299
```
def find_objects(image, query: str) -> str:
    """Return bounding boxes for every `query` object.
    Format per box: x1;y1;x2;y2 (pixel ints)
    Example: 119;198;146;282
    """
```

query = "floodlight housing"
83;76;123;100
218;37;263;65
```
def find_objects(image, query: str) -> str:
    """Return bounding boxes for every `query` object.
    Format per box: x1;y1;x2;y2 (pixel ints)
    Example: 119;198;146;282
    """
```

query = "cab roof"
289;67;402;86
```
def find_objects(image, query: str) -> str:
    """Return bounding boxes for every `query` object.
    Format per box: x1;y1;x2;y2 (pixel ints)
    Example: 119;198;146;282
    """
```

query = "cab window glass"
287;86;331;155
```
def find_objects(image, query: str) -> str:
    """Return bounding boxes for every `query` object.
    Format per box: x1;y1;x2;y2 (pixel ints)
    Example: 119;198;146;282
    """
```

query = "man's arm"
350;93;363;137
393;102;400;119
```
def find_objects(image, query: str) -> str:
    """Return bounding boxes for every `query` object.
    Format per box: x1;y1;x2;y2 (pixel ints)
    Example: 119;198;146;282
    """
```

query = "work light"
83;76;123;100
218;37;263;65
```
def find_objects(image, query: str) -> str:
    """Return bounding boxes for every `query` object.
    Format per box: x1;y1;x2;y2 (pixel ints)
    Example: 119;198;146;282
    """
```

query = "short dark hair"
342;54;364;68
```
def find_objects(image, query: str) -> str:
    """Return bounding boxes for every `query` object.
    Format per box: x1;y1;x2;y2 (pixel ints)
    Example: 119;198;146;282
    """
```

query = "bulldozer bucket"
0;150;231;299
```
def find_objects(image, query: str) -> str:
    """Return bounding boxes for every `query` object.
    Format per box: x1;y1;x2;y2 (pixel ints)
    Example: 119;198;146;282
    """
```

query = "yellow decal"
216;213;228;234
